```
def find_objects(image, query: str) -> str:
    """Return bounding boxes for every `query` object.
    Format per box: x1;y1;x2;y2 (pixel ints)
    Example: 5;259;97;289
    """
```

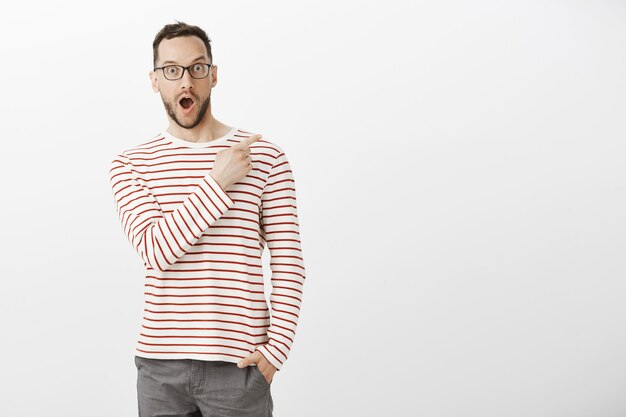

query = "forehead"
157;36;209;65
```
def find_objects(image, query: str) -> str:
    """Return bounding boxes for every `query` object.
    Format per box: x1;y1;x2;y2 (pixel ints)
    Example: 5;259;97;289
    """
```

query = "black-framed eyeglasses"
153;63;213;80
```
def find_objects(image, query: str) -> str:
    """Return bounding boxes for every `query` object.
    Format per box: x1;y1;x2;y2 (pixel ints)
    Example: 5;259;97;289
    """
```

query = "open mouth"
179;96;195;110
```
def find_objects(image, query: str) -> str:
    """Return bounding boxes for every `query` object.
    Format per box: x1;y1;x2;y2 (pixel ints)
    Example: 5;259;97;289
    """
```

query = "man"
108;21;306;417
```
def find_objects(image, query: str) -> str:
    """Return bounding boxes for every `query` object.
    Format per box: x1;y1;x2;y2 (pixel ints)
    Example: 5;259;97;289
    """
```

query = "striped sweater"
108;126;306;371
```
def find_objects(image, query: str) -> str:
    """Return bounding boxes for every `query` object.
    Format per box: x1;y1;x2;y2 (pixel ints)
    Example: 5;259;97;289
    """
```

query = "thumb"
232;133;262;150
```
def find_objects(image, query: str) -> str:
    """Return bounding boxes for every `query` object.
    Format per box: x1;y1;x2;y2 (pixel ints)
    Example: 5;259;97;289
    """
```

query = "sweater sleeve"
255;149;306;371
108;153;236;272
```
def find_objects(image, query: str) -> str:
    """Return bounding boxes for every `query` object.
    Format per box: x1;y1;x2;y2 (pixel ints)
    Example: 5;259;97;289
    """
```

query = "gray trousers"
134;356;274;417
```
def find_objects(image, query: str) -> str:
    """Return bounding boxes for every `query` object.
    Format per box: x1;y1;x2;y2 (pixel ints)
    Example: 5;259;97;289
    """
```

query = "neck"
166;112;230;143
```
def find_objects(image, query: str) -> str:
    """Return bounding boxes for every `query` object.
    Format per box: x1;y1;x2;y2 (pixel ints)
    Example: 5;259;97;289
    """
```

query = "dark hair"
152;20;213;68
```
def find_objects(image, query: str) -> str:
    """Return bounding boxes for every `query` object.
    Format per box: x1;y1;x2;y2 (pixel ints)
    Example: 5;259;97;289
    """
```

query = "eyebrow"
161;55;207;65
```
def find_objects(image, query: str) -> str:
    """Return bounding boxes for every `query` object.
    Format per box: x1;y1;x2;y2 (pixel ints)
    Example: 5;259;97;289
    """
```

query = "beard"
162;92;211;129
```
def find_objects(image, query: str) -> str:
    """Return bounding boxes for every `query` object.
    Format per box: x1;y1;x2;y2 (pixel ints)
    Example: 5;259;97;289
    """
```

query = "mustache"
178;93;198;102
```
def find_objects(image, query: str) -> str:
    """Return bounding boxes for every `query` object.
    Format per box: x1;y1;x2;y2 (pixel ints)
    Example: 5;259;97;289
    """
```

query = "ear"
149;70;159;92
210;64;218;88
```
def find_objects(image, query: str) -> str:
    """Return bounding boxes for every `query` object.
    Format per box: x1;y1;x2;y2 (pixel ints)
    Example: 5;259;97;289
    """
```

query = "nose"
179;67;195;89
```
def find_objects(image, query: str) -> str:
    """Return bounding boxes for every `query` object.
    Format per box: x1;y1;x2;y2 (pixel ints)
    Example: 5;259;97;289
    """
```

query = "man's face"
149;36;217;129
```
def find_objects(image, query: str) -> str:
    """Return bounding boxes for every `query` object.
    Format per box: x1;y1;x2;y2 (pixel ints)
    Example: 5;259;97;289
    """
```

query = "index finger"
233;133;262;150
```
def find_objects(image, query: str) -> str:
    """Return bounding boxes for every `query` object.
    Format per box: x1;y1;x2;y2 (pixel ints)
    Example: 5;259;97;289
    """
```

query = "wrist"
209;172;227;191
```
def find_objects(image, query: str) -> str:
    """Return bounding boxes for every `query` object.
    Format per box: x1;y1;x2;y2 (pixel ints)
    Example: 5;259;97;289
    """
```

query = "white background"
1;1;625;416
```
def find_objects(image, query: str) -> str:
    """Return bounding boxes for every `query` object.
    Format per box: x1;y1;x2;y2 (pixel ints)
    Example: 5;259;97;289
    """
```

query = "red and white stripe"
108;128;306;371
